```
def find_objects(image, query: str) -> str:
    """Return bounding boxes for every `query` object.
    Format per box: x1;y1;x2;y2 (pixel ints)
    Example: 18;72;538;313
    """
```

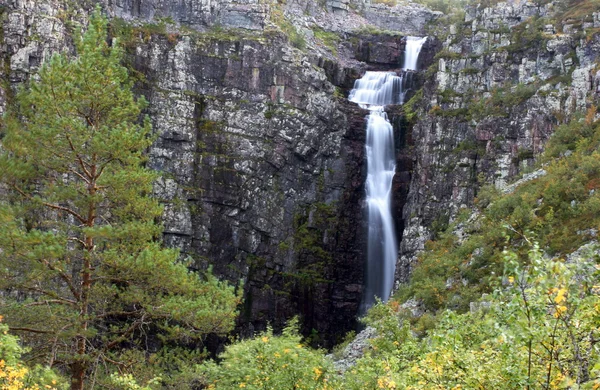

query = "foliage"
467;83;538;120
200;318;337;389
0;320;66;390
0;9;240;389
341;243;600;389
198;244;599;389
555;0;600;30
504;17;550;54
312;27;340;54
403;89;423;123
415;0;468;14
380;0;468;14
270;7;306;50
106;373;161;390
372;0;397;6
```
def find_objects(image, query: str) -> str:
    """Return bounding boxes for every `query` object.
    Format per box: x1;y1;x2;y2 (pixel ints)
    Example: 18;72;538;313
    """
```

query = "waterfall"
403;36;427;71
349;37;426;312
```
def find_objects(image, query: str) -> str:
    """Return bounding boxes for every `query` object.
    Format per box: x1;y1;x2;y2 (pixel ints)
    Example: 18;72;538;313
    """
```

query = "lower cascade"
350;37;426;312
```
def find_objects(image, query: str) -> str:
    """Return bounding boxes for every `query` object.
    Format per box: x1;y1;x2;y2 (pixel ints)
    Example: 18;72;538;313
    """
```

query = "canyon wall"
0;0;438;345
5;0;600;345
398;0;600;285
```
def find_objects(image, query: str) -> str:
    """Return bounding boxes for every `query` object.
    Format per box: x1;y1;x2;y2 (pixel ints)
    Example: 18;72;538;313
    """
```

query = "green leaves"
200;320;336;390
348;242;600;389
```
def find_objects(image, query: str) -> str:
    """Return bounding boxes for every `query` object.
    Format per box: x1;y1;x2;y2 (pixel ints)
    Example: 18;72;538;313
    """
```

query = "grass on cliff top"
270;6;306;50
396;106;600;313
312;27;340;55
378;0;468;14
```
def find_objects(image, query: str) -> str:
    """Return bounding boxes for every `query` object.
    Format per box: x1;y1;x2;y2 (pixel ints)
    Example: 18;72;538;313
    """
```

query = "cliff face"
1;0;439;345
397;0;600;284
8;0;598;346
139;31;365;342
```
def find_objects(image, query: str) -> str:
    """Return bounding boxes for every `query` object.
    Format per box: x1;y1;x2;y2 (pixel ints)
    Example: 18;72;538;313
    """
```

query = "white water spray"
349;37;426;312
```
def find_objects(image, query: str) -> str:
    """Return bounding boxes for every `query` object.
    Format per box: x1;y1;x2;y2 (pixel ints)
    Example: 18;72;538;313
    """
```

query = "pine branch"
11;183;87;224
10;327;54;334
25;299;77;307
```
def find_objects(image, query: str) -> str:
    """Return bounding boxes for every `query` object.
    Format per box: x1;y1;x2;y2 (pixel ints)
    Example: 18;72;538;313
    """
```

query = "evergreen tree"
0;10;239;390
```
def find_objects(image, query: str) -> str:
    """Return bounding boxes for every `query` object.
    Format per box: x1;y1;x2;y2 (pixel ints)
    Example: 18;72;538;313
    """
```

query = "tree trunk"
71;361;85;390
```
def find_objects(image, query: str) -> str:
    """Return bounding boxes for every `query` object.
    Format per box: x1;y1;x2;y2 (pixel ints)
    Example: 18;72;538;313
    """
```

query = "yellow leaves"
548;286;569;318
554;288;567;304
261;336;269;343
0;359;55;390
238;383;246;388
554;305;567;318
313;367;323;380
377;377;397;389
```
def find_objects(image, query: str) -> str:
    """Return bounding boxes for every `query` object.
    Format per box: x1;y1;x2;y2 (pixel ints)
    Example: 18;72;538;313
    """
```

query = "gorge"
2;0;600;387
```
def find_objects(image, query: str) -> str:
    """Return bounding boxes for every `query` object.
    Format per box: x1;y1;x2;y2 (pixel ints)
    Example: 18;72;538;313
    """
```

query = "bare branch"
67;237;87;247
17;283;78;305
65;134;93;179
10;327;54;334
10;183;87;224
68;167;92;185
25;299;77;307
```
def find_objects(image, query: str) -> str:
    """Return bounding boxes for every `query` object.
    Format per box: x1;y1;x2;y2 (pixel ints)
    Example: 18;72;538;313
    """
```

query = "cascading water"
403;36;428;71
349;37;427;312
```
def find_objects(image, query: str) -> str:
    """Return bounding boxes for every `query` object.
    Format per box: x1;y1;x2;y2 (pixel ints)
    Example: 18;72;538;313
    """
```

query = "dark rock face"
128;31;372;344
0;0;375;344
397;1;600;283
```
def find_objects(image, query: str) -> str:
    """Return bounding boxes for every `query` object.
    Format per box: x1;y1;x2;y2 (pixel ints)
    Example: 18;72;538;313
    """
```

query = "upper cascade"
348;72;405;107
403;36;427;71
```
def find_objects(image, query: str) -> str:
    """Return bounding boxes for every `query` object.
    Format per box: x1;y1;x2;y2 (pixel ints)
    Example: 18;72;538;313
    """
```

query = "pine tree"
0;10;240;390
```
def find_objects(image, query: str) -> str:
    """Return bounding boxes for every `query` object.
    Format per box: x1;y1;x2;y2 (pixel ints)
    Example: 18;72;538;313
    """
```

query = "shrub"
200;319;337;389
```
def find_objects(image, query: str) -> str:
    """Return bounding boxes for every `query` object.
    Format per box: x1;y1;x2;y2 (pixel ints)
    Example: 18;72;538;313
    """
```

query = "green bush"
200;319;337;389
344;244;600;389
0;321;67;389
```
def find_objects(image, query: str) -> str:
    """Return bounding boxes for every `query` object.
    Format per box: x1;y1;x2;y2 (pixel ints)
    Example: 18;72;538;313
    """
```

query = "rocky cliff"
397;0;600;285
6;0;597;347
0;0;439;345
